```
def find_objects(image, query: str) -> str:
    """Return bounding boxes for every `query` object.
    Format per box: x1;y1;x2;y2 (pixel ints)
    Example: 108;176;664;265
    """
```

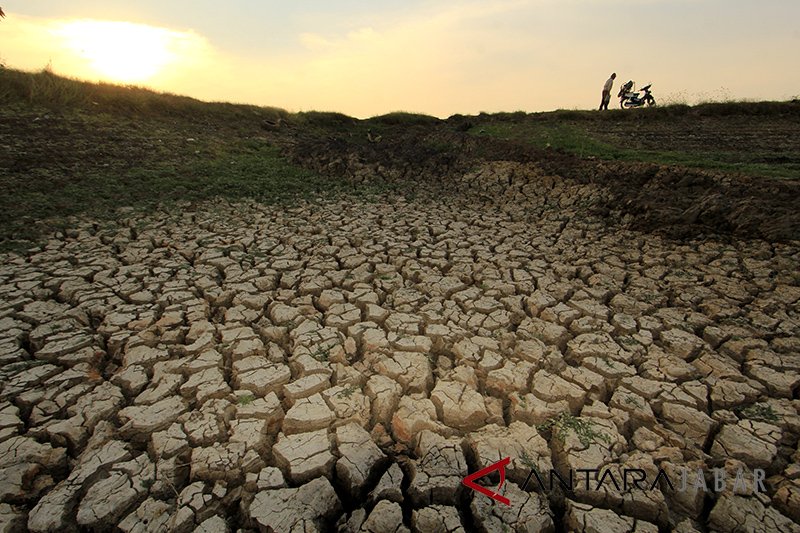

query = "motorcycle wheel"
620;99;626;109
647;97;657;107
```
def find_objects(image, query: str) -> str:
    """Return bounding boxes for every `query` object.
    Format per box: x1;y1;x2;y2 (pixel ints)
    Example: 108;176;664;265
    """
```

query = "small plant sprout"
518;395;529;410
311;346;331;362
601;357;617;368
537;412;611;447
737;403;779;423
519;449;539;473
237;394;255;406
624;395;643;408
336;384;358;398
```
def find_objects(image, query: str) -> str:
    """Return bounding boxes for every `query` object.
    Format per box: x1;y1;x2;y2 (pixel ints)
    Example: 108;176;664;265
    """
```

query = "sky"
2;0;799;118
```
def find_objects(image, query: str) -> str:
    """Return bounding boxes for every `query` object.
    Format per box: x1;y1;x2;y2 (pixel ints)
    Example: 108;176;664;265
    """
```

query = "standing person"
599;73;616;110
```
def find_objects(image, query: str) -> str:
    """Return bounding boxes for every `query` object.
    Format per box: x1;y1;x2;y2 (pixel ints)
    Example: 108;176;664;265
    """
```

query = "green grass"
293;110;357;127
471;121;800;179
0;67;288;121
367;111;441;126
336;384;358;398
0;68;402;252
0;134;365;248
537;411;611;447
237;394;256;406
311;346;331;362
528;100;800;121
737;403;780;423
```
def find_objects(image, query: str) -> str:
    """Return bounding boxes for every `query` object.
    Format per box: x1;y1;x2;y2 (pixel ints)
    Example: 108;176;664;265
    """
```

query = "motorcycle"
618;81;656;108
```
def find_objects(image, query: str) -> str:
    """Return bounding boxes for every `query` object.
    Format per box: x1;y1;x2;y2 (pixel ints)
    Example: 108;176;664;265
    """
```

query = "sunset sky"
2;1;799;118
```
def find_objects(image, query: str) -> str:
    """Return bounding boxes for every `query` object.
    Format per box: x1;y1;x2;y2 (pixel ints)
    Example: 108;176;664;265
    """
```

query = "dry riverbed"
1;176;799;532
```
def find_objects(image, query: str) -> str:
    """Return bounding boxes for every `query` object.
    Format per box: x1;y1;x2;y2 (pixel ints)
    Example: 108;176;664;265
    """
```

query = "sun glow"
52;20;187;83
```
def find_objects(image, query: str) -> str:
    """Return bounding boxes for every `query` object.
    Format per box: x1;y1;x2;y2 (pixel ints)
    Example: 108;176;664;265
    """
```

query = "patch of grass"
601;357;617;368
470;118;800;179
518;395;529;410
336;384;358;398
537;412;611;447
519;449;539;472
311;346;330;362
237;394;256;406
422;140;458;155
292;110;357;128
498;101;800;122
1;67;288;120
0;68;408;252
618;336;638;347
737;403;779;423
367;111;441;126
472;122;611;159
720;317;751;328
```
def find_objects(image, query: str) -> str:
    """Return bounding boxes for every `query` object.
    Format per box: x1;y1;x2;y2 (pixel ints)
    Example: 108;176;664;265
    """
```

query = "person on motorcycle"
600;73;616;110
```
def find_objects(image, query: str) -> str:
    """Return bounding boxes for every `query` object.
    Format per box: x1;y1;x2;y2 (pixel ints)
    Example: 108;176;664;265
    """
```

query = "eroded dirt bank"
280;117;800;242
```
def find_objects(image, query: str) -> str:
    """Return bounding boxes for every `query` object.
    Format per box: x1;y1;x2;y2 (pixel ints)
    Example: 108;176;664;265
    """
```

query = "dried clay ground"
1;70;800;532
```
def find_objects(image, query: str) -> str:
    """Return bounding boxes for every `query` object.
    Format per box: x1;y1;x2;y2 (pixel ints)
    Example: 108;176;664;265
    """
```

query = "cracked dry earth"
1;178;800;533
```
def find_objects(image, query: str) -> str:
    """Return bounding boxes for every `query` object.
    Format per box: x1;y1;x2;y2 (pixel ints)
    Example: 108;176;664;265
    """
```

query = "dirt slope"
276;108;800;242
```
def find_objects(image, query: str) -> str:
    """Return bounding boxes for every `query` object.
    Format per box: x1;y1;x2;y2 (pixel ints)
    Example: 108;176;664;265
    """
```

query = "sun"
52;20;182;83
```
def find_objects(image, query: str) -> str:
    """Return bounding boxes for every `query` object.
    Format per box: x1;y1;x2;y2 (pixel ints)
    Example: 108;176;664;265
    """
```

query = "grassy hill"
468;102;800;179
2;67;799;250
0;68;393;250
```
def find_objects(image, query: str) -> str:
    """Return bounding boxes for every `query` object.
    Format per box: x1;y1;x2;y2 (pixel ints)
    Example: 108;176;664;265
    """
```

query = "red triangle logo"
462;456;511;506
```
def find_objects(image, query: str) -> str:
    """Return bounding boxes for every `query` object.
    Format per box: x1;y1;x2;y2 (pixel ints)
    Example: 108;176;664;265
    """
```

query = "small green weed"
737;403;779;423
624;395;643;408
311;346;330;362
237;394;255;406
618;337;638;347
519;449;539;472
537;412;611;447
336;385;358;398
518;395;529;410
